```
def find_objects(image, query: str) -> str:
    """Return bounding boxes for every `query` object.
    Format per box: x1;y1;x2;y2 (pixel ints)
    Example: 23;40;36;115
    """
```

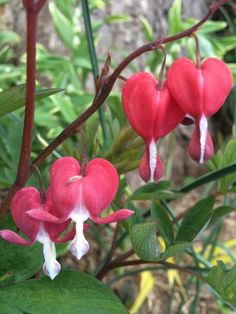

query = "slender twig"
97;259;206;282
0;0;229;216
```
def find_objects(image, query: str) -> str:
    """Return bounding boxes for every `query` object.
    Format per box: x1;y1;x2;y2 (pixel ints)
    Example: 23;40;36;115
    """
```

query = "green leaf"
151;202;174;247
131;222;161;261
0;31;20;46
168;0;183;35
0;240;43;288
128;180;171;200
220;138;236;192
184;19;227;34
49;2;74;50
160;242;191;260
0;270;128;314
0;303;21;314
179;163;236;193
0;85;63;117
176;196;214;242
209;206;235;226
205;261;236;306
105;15;133;24
140;16;154;41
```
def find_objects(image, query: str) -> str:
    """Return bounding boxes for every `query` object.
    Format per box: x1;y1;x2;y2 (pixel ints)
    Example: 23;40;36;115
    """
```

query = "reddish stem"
16;6;37;184
0;0;229;217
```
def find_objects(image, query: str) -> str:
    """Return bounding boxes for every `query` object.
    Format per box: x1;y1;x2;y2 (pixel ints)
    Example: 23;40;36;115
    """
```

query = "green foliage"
206;262;236;306
176;197;215;242
131;222;161;261
0;271;128;314
0;85;63;117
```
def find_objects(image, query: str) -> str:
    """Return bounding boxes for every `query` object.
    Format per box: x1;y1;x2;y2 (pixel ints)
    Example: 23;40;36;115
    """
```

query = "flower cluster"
122;57;233;182
0;157;134;279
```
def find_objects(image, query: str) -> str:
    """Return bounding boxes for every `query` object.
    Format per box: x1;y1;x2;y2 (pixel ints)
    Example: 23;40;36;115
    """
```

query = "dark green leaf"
0;240;43;288
128;180;171;200
176;196;214;242
0;85;63;117
131;222;161;261
0;270;128;314
179;164;236;193
205;261;236;306
151;202;174;247
209;206;235;226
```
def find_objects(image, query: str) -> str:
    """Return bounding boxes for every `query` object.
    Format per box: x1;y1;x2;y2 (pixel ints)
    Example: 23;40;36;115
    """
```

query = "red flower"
27;157;134;260
167;57;233;162
0;187;77;279
122;72;185;182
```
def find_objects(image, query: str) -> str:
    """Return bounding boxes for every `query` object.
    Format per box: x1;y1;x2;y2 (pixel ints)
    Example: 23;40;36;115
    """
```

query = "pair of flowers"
122;57;233;182
0;157;134;279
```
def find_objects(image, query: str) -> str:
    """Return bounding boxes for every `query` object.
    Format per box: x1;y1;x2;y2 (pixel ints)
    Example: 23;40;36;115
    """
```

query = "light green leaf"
0;85;63;117
168;0;183;35
0;270;128;314
176;196;214;242
140;16;154;41
205;261;236;306
49;2;74;50
0;31;20;46
131;222;161;261
105;15;133;24
160;242;191;260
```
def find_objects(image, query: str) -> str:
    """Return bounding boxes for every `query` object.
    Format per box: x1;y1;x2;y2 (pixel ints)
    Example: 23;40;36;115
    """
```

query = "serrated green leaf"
176;196;214;242
205;261;236;306
0;85;63;117
131;222;161;261
151;202;174;246
0;270;128;314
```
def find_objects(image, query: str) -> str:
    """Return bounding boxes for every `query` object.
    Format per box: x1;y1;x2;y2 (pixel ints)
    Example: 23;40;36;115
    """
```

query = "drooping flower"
167;57;233;163
122;72;185;182
0;187;77;279
27;157;134;260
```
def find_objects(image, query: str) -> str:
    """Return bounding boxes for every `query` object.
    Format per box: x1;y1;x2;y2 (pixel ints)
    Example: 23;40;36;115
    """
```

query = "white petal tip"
43;261;61;280
70;239;89;260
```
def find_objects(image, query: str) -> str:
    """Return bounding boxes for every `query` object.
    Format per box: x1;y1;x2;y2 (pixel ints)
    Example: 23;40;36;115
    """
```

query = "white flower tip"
70;238;89;260
43;260;61;280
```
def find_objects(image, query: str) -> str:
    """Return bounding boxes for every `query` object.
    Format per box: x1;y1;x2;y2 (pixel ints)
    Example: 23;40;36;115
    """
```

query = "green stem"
81;0;107;142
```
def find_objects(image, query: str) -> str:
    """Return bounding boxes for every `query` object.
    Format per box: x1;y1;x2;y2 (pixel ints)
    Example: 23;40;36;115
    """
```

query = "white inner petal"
199;115;208;163
37;228;61;280
70;205;89;260
149;139;157;183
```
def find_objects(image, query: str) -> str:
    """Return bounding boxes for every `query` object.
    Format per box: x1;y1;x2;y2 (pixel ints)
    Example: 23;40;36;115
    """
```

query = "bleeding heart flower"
122;72;185;182
27;157;134;261
0;187;77;279
167;57;233;163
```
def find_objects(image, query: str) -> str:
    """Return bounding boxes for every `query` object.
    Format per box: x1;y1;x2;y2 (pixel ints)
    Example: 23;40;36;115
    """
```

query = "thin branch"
0;0;229;216
98;259;206;282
